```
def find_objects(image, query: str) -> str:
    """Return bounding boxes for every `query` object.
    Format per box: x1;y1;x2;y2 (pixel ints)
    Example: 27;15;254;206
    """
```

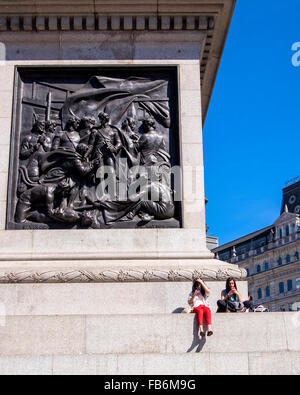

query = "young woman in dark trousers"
217;277;244;312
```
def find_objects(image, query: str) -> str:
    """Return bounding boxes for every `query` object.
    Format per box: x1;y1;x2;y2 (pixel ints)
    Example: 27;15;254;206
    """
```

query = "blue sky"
203;0;300;245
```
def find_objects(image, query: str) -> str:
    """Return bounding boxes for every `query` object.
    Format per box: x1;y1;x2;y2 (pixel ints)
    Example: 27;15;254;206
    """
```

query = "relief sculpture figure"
137;118;170;166
52;116;81;151
20;119;45;160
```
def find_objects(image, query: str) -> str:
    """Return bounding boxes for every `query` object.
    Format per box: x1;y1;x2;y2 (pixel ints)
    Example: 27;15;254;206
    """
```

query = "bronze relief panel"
7;66;181;230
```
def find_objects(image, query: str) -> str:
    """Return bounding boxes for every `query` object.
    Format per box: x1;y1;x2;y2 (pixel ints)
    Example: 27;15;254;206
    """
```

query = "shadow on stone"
172;307;186;313
186;315;207;353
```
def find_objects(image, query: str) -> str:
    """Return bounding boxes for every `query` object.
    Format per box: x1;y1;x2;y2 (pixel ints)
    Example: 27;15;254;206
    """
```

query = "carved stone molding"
0;15;214;32
0;267;247;284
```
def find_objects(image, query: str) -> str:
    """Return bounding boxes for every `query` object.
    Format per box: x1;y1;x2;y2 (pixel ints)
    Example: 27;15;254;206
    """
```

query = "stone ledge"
0;313;298;358
0;0;228;16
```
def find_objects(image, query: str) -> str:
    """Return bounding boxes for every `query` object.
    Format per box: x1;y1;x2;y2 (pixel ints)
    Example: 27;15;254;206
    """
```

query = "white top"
188;290;211;308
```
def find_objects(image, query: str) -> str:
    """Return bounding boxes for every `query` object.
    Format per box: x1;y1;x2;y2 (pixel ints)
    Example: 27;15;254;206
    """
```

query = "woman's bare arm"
199;280;210;296
221;290;226;301
236;291;242;302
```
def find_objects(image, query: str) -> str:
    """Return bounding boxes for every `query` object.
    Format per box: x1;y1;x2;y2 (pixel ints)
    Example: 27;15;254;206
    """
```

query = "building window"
287;280;293;292
286;225;290;236
264;262;269;271
278;257;283;266
279;282;284;294
286;255;291;264
246;268;250;277
295;251;299;261
291;223;296;233
256;265;261;273
279;228;283;238
257;288;262;299
296;278;300;290
265;286;270;298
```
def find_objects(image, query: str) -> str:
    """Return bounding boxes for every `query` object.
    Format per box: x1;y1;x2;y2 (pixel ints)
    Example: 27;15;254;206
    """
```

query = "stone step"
1;351;300;375
0;312;299;374
0;312;298;356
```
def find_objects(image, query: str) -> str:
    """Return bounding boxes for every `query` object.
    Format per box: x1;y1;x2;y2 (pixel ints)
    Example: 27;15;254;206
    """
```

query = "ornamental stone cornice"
0;15;214;32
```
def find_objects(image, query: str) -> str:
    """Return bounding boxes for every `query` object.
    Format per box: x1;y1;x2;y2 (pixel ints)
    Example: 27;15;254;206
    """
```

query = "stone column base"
0;259;247;315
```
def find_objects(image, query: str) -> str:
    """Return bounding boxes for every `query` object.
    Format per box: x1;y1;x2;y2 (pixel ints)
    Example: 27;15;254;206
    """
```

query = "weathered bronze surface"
7;67;181;229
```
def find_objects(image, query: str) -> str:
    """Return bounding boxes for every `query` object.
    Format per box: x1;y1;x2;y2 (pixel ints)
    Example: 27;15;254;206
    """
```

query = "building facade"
213;180;300;312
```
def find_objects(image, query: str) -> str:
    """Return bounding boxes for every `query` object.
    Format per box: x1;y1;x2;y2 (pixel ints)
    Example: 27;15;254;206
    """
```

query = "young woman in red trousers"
188;277;213;337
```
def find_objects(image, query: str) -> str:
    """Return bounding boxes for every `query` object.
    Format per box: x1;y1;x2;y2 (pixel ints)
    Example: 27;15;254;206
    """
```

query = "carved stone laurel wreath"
0;267;247;284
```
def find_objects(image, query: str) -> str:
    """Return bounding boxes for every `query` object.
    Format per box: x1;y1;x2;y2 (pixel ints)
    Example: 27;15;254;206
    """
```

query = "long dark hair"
226;277;237;294
192;279;206;297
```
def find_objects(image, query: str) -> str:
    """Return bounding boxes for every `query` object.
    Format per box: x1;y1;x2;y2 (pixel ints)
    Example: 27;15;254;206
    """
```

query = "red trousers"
193;305;212;326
